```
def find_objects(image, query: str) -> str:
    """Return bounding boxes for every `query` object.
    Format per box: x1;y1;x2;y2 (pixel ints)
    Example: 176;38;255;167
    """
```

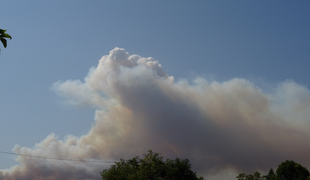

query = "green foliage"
276;160;310;180
100;150;205;180
0;29;12;52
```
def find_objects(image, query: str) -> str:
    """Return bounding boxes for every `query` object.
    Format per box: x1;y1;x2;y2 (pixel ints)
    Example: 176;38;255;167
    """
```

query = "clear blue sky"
0;1;310;179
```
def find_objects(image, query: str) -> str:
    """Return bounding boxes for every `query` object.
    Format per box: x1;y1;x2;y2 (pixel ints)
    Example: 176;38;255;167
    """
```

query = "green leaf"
3;33;12;39
1;38;7;48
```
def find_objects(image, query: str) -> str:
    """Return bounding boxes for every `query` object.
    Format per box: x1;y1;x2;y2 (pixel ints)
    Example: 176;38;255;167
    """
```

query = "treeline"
100;150;310;180
237;160;310;180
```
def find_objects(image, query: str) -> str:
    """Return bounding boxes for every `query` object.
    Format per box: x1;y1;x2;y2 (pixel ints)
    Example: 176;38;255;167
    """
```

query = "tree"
264;168;276;180
276;160;310;180
100;150;205;180
0;29;12;52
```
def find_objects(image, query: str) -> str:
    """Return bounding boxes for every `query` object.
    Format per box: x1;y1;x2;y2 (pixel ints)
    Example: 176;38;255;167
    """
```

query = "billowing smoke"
1;47;310;180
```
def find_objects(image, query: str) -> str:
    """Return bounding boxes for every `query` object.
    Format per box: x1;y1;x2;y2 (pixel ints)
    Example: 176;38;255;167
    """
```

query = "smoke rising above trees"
0;47;309;179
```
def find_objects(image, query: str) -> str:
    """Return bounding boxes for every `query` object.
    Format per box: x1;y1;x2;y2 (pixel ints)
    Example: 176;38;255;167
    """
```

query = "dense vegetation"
237;160;310;180
101;151;310;180
100;150;205;180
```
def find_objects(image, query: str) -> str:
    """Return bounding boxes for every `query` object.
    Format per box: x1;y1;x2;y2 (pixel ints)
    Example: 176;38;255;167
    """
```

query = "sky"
0;1;310;180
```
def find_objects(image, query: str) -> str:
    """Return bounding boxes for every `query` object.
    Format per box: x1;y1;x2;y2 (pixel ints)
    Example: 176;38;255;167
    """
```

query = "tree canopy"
276;160;310;180
0;29;12;52
237;160;310;180
100;150;205;180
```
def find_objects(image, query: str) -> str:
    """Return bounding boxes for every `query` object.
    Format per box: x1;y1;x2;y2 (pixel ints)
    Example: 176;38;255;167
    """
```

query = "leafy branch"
0;29;12;52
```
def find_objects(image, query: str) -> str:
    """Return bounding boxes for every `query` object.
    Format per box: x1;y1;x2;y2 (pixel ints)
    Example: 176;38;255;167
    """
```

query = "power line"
0;150;115;164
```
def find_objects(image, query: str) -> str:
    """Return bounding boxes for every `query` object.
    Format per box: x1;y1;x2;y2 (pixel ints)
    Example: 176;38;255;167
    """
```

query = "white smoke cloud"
1;47;310;180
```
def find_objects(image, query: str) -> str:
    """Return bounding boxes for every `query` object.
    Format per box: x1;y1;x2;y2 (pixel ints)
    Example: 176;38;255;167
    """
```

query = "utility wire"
0;150;115;164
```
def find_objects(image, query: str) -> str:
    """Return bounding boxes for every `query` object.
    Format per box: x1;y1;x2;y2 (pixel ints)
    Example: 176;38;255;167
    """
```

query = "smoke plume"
1;47;309;180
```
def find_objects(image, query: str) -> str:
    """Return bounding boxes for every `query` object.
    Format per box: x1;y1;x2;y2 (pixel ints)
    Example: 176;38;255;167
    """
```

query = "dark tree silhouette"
237;160;310;180
276;160;310;180
264;168;276;180
100;150;205;180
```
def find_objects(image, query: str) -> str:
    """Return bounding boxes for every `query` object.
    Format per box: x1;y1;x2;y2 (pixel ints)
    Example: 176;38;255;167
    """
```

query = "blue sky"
0;1;310;179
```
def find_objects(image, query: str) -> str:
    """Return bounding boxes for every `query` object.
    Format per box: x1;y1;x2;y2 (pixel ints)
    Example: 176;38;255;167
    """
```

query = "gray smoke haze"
1;47;310;180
